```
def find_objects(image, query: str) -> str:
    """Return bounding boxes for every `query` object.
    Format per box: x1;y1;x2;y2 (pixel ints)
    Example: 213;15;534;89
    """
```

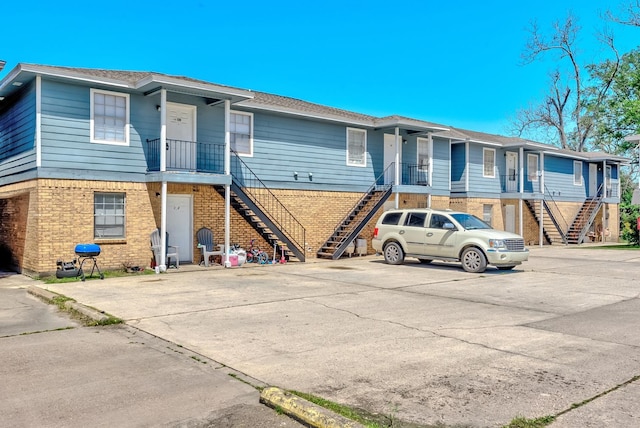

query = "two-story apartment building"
0;63;628;276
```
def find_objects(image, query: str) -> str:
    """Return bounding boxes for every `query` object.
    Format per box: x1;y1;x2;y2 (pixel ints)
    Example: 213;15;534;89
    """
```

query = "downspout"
224;100;231;267
519;147;524;237
159;89;168;271
539;152;544;247
394;127;400;209
35;75;42;168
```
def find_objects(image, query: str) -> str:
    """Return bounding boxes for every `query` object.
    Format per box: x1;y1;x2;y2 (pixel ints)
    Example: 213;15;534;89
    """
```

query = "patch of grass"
578;244;640;250
503;416;555;428
286;390;402;428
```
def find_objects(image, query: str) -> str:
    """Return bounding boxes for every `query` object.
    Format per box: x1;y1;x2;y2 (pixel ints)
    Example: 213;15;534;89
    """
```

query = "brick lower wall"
0;178;623;276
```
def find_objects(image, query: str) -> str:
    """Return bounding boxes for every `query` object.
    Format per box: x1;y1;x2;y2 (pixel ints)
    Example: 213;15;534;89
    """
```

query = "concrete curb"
27;285;109;323
260;387;364;428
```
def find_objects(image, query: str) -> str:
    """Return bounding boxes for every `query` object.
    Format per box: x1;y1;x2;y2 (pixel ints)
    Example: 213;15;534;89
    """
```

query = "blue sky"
2;1;638;136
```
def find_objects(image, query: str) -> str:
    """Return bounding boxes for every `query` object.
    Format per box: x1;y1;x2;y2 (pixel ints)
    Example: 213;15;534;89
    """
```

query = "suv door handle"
427;232;433;237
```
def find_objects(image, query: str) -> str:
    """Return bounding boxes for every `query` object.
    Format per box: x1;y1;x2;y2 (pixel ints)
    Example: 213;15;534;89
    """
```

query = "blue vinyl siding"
431;137;450;191
238;110;376;192
543;155;586;199
451;143;465;192
0;80;36;178
40;80;149;178
468;145;501;194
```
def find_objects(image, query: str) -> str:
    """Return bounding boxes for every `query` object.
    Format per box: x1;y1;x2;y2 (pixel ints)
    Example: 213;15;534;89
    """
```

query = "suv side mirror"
443;222;456;230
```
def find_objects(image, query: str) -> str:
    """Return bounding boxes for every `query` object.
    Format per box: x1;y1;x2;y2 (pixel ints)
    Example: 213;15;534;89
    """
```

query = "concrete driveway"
41;245;640;427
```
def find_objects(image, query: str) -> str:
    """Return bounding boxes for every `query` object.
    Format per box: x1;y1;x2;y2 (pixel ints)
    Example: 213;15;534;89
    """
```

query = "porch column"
224;100;231;267
519;147;524;236
159;89;168;270
394;127;400;209
539;152;544;247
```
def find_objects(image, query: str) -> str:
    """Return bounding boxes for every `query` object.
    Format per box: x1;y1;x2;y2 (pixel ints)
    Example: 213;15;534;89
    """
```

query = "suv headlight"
489;239;507;249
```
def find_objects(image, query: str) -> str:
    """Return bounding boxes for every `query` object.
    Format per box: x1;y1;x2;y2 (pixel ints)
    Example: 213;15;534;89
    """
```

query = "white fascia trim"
624;134;640;142
0;65;24;92
136;75;254;100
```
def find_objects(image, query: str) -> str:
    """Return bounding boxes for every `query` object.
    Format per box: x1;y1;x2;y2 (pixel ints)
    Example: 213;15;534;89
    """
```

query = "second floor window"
528;154;539;181
347;128;367;167
483;148;495;178
574;161;582;185
230;111;253;156
91;89;129;145
417;137;430;171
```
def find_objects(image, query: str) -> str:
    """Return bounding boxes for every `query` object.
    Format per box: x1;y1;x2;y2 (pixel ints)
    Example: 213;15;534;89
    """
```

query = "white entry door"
506;152;518;192
384;134;401;185
589;164;598;197
166;103;197;170
167;194;193;263
505;205;516;233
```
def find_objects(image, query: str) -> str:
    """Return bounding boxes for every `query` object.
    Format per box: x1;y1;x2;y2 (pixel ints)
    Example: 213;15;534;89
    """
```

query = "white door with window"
167;194;193;263
384;134;401;185
506;152;518;192
166;103;197;170
589;164;598;197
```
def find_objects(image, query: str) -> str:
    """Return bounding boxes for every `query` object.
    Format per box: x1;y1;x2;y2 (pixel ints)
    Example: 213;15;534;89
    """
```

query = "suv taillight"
373;227;379;238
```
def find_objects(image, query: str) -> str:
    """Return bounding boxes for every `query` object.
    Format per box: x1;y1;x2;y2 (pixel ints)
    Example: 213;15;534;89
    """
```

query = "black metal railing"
230;150;306;257
543;185;569;244
146;138;225;173
382;163;429;186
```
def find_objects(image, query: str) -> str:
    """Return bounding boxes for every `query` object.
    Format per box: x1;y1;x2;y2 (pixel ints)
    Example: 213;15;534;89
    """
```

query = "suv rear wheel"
461;247;487;273
383;242;404;265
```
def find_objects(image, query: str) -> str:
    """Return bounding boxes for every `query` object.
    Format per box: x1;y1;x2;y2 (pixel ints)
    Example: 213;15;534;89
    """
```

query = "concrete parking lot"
23;245;640;426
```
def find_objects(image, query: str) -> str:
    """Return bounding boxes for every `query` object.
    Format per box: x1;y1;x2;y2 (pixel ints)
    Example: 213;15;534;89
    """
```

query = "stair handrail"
229;150;306;255
329;163;395;239
577;183;604;244
543;185;569;244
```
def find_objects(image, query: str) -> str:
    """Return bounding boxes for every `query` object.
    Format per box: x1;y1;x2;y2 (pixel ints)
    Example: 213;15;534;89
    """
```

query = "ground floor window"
483;204;493;226
94;192;126;238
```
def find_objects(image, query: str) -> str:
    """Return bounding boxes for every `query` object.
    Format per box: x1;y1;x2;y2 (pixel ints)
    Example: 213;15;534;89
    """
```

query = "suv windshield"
450;213;491;230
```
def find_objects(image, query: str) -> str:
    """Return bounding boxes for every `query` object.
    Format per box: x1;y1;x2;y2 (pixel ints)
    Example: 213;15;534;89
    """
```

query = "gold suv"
371;208;529;273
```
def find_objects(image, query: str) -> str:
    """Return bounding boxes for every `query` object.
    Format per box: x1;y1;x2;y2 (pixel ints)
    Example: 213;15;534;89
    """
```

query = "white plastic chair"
150;229;179;269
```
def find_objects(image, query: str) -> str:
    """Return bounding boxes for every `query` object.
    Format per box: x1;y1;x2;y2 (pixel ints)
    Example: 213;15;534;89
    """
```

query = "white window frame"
90;88;130;146
417;137;430;172
573;161;582;185
483;148;496;178
230;110;254;157
346;127;367;167
527;154;539;182
94;192;126;239
483;204;493;226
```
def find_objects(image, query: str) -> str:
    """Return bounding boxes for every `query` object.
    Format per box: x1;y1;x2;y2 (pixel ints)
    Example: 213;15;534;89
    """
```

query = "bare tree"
513;14;619;152
607;1;640;27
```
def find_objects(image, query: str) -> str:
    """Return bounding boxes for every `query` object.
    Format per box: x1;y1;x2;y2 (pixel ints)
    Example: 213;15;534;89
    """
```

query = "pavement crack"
554;374;640;420
305;298;556;363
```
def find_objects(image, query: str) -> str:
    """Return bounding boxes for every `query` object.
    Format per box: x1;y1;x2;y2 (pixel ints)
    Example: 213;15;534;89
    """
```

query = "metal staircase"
566;193;604;244
317;168;394;259
524;200;554;245
219;152;306;262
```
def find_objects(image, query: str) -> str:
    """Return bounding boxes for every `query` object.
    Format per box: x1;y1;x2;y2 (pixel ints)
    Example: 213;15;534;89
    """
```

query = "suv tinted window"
405;212;427;227
381;212;403;225
429;214;450;229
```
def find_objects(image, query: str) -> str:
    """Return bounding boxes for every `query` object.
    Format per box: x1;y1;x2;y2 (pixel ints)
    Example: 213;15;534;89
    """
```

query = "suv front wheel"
383;242;405;265
461;247;487;273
